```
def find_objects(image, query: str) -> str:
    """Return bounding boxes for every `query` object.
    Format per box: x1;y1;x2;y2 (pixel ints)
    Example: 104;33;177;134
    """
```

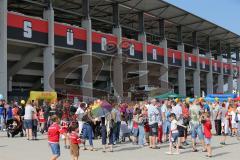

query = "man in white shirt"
148;98;160;149
75;102;86;136
24;103;35;140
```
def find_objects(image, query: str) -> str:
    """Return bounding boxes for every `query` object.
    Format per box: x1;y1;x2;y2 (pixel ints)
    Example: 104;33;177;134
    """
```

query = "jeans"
214;119;222;135
0;115;5;131
82;123;93;146
127;119;133;131
113;121;121;143
191;124;204;140
237;122;240;137
138;125;145;145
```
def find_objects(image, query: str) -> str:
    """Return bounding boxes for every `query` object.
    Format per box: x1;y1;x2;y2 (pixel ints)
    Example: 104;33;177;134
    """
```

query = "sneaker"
179;146;185;149
183;141;189;146
220;142;226;145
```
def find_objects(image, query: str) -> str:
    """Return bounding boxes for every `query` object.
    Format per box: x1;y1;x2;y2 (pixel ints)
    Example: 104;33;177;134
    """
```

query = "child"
166;113;180;155
61;118;70;149
202;113;212;157
48;115;62;160
120;115;131;143
69;124;81;160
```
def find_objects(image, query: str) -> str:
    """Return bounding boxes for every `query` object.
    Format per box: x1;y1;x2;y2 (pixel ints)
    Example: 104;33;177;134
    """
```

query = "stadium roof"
8;0;240;53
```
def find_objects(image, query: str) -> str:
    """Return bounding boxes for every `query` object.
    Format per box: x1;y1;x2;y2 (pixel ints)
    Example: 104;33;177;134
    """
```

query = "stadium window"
101;37;107;51
153;48;157;60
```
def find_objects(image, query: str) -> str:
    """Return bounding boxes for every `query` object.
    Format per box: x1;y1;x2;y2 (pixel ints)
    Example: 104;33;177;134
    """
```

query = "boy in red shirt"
48;115;62;160
202;113;212;158
69;124;81;160
61;118;70;149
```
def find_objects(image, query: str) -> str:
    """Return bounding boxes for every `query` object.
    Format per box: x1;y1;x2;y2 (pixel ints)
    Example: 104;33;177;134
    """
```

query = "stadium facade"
1;0;240;100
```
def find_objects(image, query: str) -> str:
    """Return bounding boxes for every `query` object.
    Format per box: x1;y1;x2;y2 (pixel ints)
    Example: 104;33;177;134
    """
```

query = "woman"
82;107;95;151
32;103;39;140
24;101;35;140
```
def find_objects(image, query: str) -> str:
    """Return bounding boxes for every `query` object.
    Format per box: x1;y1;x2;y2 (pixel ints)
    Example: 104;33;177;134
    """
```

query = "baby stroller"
6;118;24;138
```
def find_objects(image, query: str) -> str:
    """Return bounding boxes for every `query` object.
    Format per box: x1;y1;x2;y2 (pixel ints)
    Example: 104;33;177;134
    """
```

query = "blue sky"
164;0;240;35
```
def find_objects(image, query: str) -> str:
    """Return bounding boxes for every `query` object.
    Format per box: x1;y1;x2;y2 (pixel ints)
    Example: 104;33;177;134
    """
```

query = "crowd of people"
1;97;240;160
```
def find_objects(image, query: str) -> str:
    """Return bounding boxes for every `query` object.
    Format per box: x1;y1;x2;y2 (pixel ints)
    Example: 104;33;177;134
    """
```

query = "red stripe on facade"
167;49;181;59
223;63;231;69
147;44;164;56
212;60;222;67
7;12;48;33
92;31;117;44
199;57;210;65
185;53;197;62
122;38;143;52
54;23;86;40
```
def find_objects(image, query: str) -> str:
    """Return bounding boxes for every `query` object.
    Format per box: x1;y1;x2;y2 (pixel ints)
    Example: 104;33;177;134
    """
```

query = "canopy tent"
233;97;240;101
154;92;185;99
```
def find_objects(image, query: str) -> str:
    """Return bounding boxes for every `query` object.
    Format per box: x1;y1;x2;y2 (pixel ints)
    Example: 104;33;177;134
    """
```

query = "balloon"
0;94;3;100
21;100;25;105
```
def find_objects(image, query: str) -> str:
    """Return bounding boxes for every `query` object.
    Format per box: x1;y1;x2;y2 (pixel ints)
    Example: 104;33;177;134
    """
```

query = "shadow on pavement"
212;152;230;158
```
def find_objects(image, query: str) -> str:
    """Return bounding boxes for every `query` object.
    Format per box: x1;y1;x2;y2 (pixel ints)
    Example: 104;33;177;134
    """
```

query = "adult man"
189;100;205;152
75;102;85;135
161;100;169;142
24;102;36;140
147;98;160;149
111;104;121;144
213;101;222;135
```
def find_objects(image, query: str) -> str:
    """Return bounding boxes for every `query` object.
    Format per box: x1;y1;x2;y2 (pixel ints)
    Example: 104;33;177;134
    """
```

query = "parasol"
91;100;113;118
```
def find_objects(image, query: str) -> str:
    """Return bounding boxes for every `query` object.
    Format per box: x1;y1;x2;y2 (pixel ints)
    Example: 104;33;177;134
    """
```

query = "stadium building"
0;0;240;100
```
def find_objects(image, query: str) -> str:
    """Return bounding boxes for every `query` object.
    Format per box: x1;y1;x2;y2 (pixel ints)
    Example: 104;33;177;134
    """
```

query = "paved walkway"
0;132;239;160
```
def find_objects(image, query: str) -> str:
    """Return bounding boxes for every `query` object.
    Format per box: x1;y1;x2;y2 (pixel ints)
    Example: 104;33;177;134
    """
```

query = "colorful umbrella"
90;100;113;118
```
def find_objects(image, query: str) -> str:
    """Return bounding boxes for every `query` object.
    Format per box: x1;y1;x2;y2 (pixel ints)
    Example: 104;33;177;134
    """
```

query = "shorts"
49;143;60;157
149;123;158;136
24;119;33;129
177;125;185;137
132;128;139;137
221;123;229;135
191;124;204;140
70;143;79;157
163;120;171;134
171;132;179;143
204;138;211;145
